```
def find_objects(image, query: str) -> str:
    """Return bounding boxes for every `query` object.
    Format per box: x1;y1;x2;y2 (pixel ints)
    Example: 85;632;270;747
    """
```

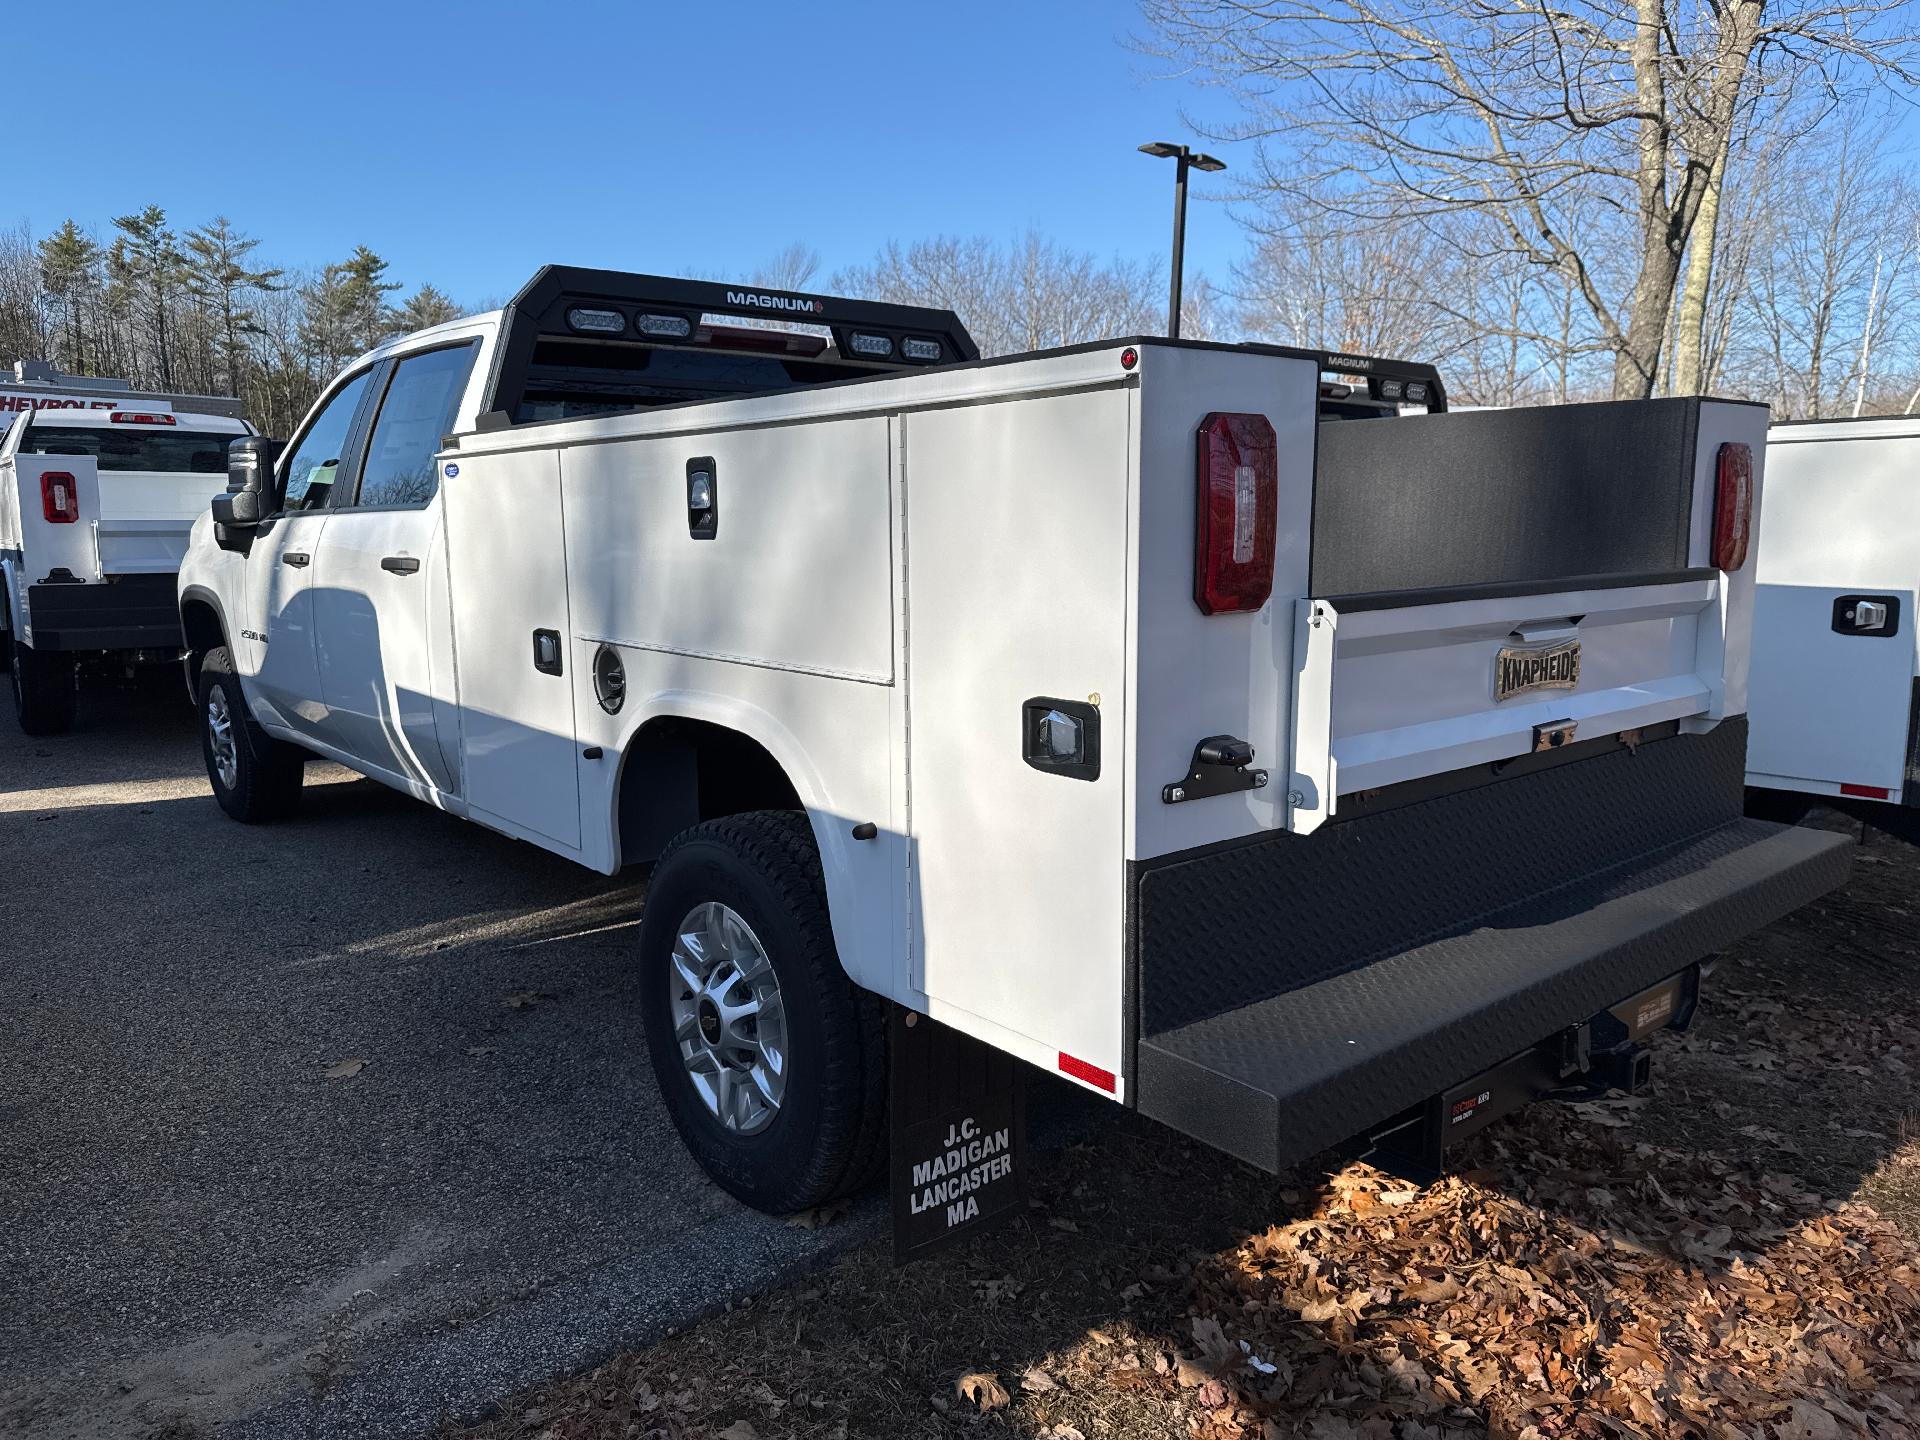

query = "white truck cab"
178;266;1849;1231
1;394;249;733
1745;415;1920;841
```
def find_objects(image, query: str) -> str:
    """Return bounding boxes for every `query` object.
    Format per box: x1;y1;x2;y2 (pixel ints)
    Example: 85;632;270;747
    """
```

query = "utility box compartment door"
443;448;582;850
1746;583;1916;802
903;389;1131;1085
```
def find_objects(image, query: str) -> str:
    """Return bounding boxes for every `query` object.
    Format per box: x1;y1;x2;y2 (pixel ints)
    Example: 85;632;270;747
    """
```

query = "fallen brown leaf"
322;1058;365;1081
955;1371;1008;1412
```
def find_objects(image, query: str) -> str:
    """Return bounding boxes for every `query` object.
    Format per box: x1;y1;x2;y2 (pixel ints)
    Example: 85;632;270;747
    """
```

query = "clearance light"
1193;412;1278;614
110;411;175;425
41;471;79;523
566;307;626;335
901;336;942;362
1713;442;1753;571
1841;782;1891;799
636;312;693;339
1404;381;1430;404
847;332;894;358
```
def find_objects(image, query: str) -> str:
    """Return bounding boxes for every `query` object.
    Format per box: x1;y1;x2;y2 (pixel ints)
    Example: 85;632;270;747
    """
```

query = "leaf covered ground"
446;821;1920;1440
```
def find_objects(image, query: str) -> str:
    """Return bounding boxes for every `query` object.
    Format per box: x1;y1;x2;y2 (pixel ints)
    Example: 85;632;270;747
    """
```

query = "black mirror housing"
218;435;283;528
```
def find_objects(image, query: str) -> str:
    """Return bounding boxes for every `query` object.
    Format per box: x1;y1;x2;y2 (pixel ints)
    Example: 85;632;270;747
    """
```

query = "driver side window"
280;369;373;513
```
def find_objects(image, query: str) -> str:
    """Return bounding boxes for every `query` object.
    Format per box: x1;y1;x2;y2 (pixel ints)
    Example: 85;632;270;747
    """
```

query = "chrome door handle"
281;552;310;568
381;556;421;575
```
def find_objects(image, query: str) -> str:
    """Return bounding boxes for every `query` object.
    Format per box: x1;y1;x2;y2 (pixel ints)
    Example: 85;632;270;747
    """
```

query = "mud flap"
889;1007;1028;1264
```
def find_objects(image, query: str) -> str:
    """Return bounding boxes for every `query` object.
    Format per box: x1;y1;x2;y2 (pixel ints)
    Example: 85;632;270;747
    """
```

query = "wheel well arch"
179;589;228;694
615;713;805;868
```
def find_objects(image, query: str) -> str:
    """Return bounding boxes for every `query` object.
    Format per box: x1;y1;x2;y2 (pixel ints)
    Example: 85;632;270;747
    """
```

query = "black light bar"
1313;348;1448;412
488;265;979;419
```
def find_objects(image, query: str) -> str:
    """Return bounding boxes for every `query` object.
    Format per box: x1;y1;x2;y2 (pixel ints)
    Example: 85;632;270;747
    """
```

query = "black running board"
1135;818;1850;1173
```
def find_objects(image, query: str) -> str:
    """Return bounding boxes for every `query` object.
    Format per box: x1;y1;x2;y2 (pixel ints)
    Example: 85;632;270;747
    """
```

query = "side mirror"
213;435;283;551
214;435;283;526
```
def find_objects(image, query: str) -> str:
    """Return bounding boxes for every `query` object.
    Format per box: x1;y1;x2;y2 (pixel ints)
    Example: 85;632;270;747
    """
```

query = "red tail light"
40;471;78;524
1193;411;1278;614
109;411;175;425
1712;442;1753;571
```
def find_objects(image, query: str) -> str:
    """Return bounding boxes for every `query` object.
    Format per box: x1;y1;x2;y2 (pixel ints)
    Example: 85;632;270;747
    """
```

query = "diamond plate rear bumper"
1131;721;1851;1171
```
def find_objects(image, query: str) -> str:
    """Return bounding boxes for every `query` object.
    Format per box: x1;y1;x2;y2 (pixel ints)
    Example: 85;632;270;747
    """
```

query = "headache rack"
484;267;980;425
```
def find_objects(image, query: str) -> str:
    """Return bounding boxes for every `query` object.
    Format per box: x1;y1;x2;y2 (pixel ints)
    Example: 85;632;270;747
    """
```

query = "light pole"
1139;141;1226;340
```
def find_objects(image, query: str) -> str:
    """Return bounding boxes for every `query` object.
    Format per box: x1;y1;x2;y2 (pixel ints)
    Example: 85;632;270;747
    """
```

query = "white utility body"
1;401;250;734
177;268;1849;1221
1746;416;1920;838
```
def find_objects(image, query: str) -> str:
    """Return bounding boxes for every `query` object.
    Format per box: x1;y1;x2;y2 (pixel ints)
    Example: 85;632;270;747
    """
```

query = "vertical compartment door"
1747;583;1917;802
443;449;582;850
904;390;1131;1083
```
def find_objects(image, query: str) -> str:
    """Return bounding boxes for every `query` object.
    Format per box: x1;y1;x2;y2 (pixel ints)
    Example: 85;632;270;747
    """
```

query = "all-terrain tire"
198;646;304;822
639;811;888;1214
9;623;77;736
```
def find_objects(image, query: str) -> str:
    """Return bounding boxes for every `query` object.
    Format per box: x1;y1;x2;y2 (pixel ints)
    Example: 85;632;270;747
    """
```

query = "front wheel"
9;626;77;736
639;811;887;1214
198;646;304;822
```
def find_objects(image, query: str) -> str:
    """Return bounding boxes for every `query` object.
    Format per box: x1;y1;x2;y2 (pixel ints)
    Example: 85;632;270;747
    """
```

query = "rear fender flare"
612;689;889;993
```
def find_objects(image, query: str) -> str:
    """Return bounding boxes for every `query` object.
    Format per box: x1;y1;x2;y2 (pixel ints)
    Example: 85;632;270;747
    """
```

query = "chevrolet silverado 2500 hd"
2;401;251;733
177;267;1851;1219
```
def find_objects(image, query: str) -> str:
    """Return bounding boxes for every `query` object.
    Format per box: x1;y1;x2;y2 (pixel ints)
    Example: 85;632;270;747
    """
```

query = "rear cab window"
20;425;235;473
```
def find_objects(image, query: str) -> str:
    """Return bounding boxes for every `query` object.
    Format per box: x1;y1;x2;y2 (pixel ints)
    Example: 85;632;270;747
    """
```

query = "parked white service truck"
2;396;250;733
1745;415;1920;842
177;267;1850;1228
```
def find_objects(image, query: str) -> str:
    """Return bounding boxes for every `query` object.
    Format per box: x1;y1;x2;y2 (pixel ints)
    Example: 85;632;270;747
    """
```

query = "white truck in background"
176;267;1849;1238
1;400;251;733
1745;415;1920;841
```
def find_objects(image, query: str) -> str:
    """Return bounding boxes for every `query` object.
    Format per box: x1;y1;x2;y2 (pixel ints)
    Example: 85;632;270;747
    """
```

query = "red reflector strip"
1840;783;1890;799
1057;1052;1116;1093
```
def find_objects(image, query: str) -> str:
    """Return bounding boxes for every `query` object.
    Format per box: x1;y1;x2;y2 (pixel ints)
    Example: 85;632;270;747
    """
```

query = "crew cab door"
239;367;376;738
310;342;477;795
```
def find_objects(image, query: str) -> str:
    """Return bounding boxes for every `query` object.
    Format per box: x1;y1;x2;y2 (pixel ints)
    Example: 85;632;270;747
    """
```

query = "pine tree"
338;246;402;351
38;221;101;374
184;217;282;398
110;205;187;387
396;284;461;332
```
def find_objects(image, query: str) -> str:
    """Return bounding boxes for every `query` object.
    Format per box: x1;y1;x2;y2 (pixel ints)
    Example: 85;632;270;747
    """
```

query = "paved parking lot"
0;682;880;1439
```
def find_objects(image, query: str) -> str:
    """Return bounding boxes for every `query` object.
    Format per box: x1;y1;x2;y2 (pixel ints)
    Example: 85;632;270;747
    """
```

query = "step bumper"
1136;817;1851;1172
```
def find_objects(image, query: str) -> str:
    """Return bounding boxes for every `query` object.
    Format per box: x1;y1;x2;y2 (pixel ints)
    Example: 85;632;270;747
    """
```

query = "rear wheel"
640;811;887;1214
9;623;77;736
198;646;303;822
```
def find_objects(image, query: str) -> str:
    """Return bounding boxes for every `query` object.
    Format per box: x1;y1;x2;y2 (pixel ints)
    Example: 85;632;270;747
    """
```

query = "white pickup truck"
2;400;250;733
177;266;1850;1228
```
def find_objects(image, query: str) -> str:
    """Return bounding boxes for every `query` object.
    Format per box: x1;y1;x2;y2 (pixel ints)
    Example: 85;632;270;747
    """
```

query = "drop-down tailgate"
1289;571;1723;833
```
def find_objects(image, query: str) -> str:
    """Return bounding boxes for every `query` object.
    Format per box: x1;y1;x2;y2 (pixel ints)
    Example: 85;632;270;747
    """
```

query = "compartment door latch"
1163;734;1269;804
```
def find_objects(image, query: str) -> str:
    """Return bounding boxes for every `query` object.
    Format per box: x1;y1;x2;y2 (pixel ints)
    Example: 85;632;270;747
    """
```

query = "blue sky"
13;0;1246;306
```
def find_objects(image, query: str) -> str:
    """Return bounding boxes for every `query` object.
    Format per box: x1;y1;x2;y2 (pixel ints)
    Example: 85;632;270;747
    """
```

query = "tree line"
4;101;1918;430
0;208;459;438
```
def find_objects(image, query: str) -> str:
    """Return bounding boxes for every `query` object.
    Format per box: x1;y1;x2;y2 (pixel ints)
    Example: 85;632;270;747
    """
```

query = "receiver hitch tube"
1350;966;1698;1184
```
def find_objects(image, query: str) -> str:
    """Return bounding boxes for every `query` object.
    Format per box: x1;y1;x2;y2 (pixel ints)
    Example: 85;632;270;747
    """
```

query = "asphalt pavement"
0;679;885;1439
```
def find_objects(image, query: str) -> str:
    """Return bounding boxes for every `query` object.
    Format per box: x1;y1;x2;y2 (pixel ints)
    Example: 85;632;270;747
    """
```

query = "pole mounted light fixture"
1139;141;1226;340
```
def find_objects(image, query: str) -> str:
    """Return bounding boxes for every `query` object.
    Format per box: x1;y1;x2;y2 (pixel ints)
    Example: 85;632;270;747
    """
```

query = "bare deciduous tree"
1143;0;1919;398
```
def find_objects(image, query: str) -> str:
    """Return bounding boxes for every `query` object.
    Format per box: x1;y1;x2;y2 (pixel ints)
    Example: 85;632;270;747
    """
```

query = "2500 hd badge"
1495;638;1581;701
